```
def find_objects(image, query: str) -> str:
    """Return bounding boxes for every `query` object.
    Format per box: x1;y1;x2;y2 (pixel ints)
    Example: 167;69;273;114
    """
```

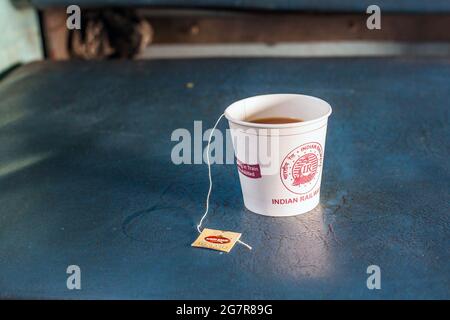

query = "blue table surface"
0;58;449;299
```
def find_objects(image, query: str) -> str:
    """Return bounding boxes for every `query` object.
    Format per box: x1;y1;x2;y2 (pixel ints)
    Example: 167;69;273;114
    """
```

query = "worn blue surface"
31;0;450;13
0;58;449;299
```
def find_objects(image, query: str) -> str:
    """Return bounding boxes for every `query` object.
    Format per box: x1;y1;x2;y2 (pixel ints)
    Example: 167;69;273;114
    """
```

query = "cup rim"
224;93;332;129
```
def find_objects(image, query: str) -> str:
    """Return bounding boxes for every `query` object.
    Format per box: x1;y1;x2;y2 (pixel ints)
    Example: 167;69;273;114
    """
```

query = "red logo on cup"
236;159;262;179
205;235;231;244
280;142;323;194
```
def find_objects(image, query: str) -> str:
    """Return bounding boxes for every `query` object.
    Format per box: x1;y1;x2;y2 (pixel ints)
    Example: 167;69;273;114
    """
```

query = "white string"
196;113;252;250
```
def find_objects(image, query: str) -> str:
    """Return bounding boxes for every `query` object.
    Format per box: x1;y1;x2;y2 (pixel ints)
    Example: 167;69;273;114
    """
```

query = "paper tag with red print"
191;228;242;253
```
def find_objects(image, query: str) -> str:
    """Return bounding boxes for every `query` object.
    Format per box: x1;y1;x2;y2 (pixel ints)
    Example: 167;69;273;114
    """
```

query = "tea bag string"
196;113;252;250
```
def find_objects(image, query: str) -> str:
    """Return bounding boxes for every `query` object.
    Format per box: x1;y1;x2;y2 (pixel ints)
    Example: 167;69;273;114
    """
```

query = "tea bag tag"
192;228;242;253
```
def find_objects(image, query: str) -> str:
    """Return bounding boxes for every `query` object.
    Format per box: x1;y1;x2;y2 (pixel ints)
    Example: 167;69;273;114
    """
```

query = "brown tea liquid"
246;117;303;124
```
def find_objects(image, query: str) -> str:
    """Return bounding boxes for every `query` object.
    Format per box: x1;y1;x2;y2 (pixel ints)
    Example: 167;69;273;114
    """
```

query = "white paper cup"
225;94;332;217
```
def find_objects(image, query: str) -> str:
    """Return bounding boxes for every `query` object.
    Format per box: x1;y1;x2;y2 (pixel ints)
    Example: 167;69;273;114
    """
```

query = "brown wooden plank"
147;12;450;43
41;8;450;60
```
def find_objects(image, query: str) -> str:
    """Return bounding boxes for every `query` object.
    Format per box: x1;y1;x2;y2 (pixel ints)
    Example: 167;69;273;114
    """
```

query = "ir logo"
366;5;381;30
66;5;81;30
66;265;81;290
366;265;381;290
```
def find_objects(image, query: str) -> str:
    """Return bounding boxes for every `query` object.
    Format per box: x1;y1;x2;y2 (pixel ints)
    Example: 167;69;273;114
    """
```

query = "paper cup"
225;94;332;217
